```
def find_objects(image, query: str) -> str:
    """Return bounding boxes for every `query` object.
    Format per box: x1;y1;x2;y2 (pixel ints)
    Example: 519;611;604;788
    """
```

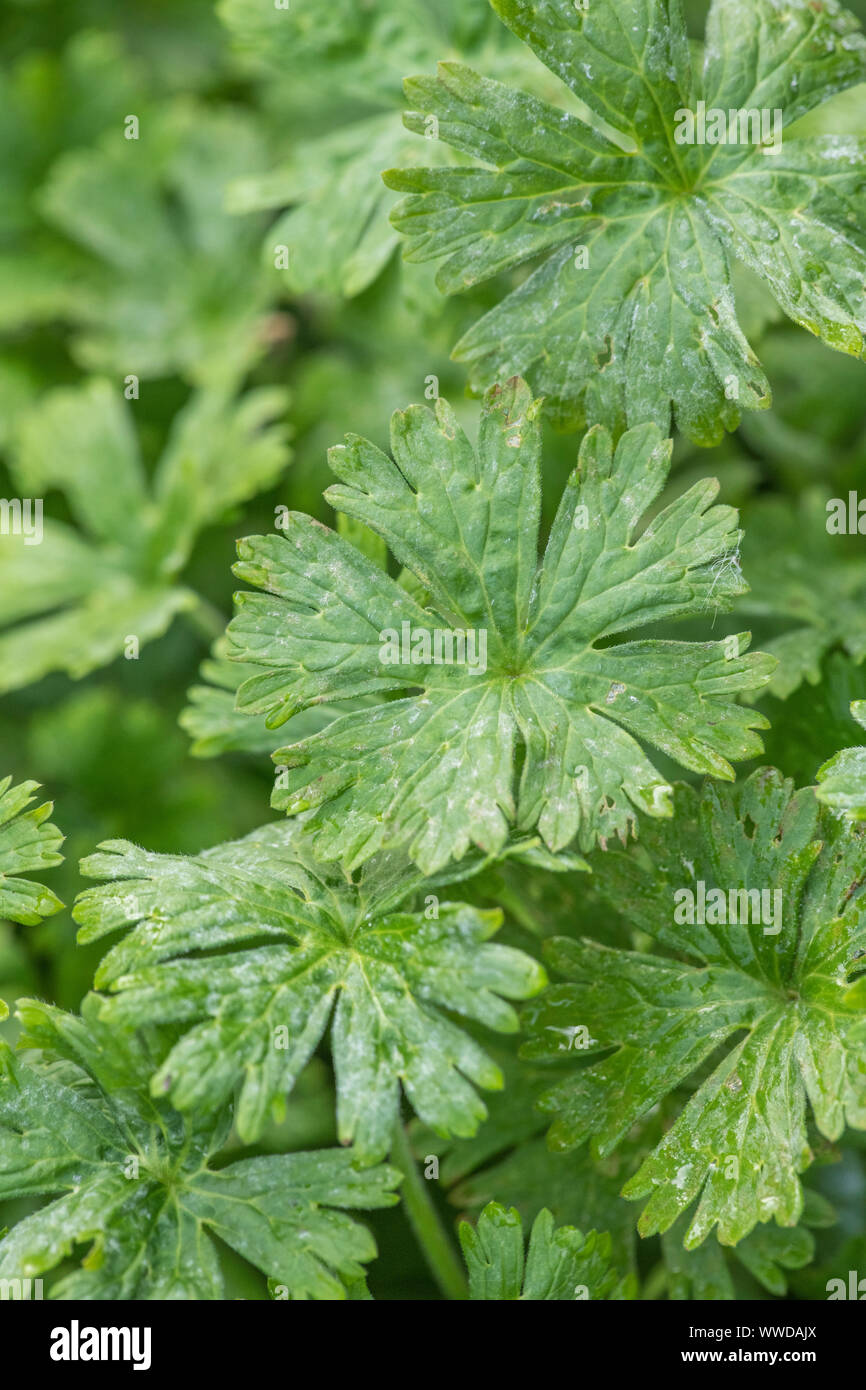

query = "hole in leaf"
596;335;613;369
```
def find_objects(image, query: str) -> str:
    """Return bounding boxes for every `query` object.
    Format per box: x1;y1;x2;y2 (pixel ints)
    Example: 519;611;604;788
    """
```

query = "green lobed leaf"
384;0;866;440
0;1000;400;1300
74;818;546;1163
38;100;278;388
219;0;569;297
411;1041;650;1278
180;638;355;759
0;378;289;693
661;1208;819;1300
738;492;866;700
522;767;866;1246
0;776;64;926
458;1199;623;1299
817;702;866;818
226;379;773;874
754;652;866;786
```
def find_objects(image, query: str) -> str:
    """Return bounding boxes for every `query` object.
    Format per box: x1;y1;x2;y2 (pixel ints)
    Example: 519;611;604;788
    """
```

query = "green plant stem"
641;1262;669;1301
390;1121;469;1300
491;881;545;936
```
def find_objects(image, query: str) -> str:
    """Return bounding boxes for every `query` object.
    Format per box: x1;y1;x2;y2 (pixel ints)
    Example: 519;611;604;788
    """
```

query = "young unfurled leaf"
0;1001;400;1299
0;776;63;926
385;0;866;441
0;379;289;693
38;102;277;387
817;703;866;819
411;1041;647;1279
74;819;546;1163
523;768;866;1246
738;493;866;699
458;1200;623;1300
227;379;773;874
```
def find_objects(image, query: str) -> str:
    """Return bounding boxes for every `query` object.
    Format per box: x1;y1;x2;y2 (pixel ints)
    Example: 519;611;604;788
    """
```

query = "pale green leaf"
0;776;63;926
38;102;277;388
817;701;866;818
0;379;289;693
180;639;353;759
74;819;546;1163
219;0;569;296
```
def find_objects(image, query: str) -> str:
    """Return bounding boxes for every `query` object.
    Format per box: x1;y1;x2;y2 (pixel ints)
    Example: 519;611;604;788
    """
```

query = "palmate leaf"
458;1200;623;1299
0;378;289;693
219;0;568;297
0;1001;399;1300
384;0;866;441
738;493;866;699
522;768;866;1247
73;818;546;1164
419;1043;827;1297
226;378;773;875
0;776;63;928
817;702;866;818
229;114;456;300
38;100;278;388
220;0;460;298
